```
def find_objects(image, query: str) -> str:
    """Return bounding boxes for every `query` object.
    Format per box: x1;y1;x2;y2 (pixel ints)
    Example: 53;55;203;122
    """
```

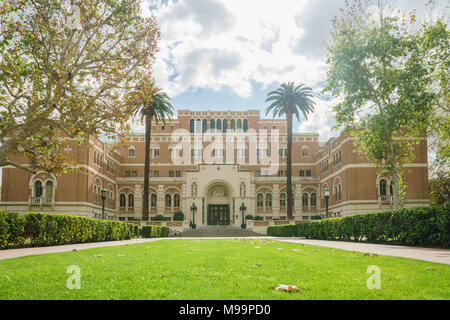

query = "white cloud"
145;0;326;97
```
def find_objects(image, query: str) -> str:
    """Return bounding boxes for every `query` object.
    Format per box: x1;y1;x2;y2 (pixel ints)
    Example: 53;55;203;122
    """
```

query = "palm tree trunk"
286;112;293;220
142;112;152;220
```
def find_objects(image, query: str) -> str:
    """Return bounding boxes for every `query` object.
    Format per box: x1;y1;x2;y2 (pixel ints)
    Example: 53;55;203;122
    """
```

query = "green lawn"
0;239;449;300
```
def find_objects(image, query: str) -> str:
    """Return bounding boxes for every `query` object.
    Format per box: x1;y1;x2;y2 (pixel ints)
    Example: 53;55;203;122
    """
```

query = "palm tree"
265;82;315;220
128;78;174;221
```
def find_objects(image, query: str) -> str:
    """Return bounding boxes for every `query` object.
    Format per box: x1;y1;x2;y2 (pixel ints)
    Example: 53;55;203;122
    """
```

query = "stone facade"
0;110;430;225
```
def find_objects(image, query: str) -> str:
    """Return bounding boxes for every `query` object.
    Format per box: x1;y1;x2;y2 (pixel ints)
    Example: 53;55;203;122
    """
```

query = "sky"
138;0;445;141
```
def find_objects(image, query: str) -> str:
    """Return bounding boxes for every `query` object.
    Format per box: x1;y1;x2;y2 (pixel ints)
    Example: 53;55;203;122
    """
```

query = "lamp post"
324;186;330;219
101;188;107;220
190;203;197;229
240;203;247;229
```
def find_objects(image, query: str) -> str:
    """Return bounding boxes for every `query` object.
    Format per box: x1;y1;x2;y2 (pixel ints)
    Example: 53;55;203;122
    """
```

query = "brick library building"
0;110;430;226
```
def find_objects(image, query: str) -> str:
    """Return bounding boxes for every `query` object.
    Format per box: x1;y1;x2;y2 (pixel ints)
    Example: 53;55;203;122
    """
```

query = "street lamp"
101;188;107;220
190;203;197;229
240;203;247;229
323;186;330;219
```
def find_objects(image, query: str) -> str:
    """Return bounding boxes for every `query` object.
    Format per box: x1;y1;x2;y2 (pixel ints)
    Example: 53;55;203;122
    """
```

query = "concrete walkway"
273;238;450;265
0;237;449;265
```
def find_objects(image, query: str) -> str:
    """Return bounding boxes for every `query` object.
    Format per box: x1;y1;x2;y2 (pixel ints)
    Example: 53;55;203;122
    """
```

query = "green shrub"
0;211;139;248
142;225;170;238
292;207;449;248
245;215;254;220
267;224;297;237
173;211;184;221
152;215;166;221
255;216;264;221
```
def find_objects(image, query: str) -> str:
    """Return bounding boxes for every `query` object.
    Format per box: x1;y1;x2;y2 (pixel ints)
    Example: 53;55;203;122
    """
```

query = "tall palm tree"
265;82;315;220
128;78;174;221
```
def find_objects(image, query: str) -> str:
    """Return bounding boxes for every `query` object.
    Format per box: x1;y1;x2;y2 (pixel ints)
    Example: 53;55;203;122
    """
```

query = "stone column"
157;185;164;215
273;184;280;216
135;184;142;219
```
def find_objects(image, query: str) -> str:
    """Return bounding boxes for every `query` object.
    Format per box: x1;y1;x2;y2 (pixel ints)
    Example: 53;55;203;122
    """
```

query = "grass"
0;239;449;300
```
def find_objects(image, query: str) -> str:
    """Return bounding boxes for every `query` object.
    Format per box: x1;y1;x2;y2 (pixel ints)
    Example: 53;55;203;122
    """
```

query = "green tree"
128;77;174;221
265;82;315;220
0;0;160;173
324;0;437;209
429;168;450;209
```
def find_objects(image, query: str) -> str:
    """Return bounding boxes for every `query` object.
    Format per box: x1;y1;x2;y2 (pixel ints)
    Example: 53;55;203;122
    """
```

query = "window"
35;181;43;198
190;119;195;133
302;147;309;157
278;170;284;177
243;119;248;132
210;119;215;131
231;119;235;131
45;181;54;198
169;171;174;177
302;193;308;206
265;194;272;207
176;171;181;177
154;171;159;177
300;170;305;177
128;194;134;208
126;171;131;177
128;148;135;157
338;184;342;200
196;119;201;133
380;179;387;199
257;194;264;208
202;119;207;133
174;194;180;207
306;170;311;177
151;194;157;207
223;119;227;133
165;194;172;208
311;193;317;206
132;171;137;177
216;119;221;131
280;193;286;207
120;194;126;207
237;119;242;130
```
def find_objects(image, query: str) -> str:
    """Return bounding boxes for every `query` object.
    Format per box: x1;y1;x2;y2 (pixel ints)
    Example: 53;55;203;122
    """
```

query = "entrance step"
182;227;262;238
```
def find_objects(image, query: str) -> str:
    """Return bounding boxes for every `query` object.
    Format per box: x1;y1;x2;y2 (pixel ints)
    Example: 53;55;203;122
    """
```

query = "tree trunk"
389;138;401;210
286;112;293;220
142;112;152;220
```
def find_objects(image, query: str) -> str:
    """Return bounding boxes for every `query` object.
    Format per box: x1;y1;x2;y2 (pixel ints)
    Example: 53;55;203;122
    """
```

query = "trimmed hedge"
0;211;140;248
173;211;184;221
267;206;450;248
141;225;170;238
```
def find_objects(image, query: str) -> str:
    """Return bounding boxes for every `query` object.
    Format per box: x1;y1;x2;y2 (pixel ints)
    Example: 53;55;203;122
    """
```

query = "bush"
245;215;254;220
269;206;450;248
142;225;170;238
173;211;184;221
152;215;167;221
0;211;139;248
267;224;297;237
255;216;264;221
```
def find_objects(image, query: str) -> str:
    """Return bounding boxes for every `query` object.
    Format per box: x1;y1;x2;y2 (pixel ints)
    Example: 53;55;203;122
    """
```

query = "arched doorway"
206;183;231;226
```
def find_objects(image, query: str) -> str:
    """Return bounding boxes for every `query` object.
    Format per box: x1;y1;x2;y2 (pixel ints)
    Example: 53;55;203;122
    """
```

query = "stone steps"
181;227;263;237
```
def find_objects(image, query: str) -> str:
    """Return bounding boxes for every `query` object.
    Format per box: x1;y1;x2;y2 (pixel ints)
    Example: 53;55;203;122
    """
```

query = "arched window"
128;194;134;208
165;194;172;208
380;179;387;197
280;193;286;207
302;193;308;206
210;119;215;132
202;119;207;133
216;119;221;131
237;119;242;130
45;181;54;199
196;119;201;133
265;193;272;207
302;147;309;157
120;194;126;207
231;119;235;131
151;194;157;207
223;119;227;133
390;181;393;196
128;148;135;157
243;119;248;132
311;193;317;206
335;185;338;201
174;194;180;207
338;184;342;200
190;119;195;133
257;193;264;208
35;181;43;198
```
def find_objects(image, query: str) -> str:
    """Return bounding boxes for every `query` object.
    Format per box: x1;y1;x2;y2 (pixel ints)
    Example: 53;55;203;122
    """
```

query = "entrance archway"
205;183;232;226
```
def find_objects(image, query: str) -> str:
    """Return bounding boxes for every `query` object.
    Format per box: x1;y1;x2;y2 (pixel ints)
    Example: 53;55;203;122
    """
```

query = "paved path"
273;238;450;265
1;237;449;265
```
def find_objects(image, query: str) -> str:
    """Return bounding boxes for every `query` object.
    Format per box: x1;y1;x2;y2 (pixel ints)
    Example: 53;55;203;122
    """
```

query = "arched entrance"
205;183;232;226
